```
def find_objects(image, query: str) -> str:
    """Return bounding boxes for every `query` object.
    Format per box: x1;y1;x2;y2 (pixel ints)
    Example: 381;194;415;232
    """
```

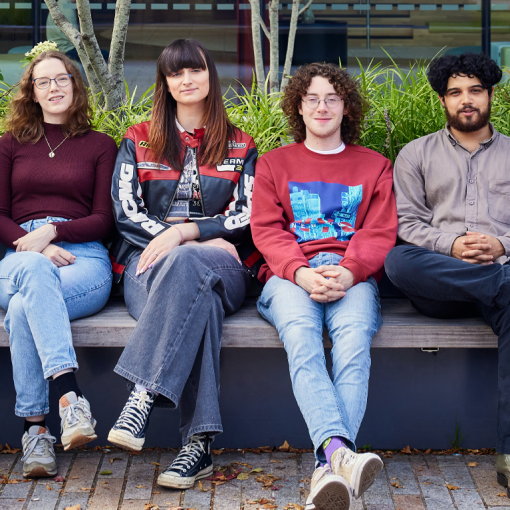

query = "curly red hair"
281;63;367;144
5;50;92;143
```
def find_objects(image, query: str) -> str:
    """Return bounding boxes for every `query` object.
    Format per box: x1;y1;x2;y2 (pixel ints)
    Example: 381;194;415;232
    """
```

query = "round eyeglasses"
302;97;342;109
33;74;72;90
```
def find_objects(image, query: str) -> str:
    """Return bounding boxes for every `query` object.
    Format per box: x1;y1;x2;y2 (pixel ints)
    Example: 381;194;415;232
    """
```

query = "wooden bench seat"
0;298;497;349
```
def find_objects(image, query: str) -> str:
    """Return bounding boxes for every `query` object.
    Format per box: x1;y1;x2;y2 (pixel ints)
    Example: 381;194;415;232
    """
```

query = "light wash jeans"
257;252;382;462
0;217;112;417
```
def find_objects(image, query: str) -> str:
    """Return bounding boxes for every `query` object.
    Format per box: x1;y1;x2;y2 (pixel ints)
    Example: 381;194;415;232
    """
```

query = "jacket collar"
176;117;205;147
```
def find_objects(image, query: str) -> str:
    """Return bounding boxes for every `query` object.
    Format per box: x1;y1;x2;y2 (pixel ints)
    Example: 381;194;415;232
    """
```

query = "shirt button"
469;201;474;205
469;179;474;184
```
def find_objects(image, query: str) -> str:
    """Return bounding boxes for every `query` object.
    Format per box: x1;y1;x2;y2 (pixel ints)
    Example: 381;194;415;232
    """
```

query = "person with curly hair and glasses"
251;63;397;509
0;51;117;477
384;52;510;495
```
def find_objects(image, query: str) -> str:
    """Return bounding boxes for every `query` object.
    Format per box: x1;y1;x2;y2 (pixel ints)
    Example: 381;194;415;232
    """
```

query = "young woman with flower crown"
0;50;117;477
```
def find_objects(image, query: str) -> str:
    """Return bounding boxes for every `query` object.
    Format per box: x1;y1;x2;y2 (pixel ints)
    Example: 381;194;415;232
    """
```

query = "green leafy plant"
224;78;292;156
20;41;59;68
449;420;464;450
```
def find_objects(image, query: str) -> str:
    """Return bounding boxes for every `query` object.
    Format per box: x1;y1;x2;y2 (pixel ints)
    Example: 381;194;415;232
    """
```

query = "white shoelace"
166;436;206;472
333;448;356;470
115;391;154;435
21;431;56;462
61;398;93;433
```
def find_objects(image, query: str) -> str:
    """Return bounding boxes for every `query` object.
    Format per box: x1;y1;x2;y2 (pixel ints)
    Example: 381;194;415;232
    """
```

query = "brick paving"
0;450;508;509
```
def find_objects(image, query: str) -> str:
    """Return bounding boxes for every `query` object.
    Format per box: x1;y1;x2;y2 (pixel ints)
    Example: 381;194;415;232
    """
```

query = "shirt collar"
176;117;205;140
444;122;498;149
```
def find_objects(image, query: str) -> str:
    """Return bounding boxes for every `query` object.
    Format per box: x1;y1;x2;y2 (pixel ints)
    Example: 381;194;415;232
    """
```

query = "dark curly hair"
427;52;502;97
281;63;367;144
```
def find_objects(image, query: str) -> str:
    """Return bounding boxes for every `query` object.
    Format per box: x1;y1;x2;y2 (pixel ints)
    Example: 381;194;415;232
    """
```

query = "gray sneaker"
59;392;97;450
21;426;57;478
306;464;351;510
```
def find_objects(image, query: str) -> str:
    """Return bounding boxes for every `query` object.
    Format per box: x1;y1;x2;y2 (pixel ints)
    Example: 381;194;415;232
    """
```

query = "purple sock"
323;437;347;466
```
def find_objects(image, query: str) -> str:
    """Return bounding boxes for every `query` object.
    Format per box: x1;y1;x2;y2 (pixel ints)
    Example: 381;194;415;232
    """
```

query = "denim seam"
153;269;215;386
15;407;50;418
114;365;180;406
44;362;78;380
64;273;113;303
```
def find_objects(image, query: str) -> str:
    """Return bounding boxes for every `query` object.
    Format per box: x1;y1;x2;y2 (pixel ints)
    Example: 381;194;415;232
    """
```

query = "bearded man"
384;52;510;493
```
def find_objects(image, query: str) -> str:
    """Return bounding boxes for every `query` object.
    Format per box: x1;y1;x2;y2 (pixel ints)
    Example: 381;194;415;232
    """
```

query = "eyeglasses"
302;97;342;109
33;74;72;90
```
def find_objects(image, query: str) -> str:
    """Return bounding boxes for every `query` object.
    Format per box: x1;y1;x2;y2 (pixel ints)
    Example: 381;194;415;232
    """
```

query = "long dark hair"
148;39;237;170
6;50;92;143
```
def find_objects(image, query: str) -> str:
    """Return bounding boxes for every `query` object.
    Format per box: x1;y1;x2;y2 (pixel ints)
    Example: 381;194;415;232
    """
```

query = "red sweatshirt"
251;142;398;285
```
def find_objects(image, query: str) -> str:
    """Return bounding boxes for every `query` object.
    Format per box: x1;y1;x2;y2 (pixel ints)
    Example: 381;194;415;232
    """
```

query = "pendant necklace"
43;132;68;158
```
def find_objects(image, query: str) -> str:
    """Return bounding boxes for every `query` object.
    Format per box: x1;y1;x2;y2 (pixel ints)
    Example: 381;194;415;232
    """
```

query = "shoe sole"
311;477;351;510
351;454;384;499
63;433;98;451
23;466;58;478
107;429;145;452
157;464;214;489
497;472;510;497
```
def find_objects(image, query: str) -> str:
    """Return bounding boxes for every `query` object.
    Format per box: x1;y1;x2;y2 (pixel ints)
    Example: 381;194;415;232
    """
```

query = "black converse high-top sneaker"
107;389;156;451
157;434;213;489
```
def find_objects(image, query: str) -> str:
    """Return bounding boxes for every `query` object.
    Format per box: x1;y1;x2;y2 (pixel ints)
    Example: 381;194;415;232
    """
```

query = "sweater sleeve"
0;134;31;249
251;158;309;283
339;161;398;285
51;135;118;243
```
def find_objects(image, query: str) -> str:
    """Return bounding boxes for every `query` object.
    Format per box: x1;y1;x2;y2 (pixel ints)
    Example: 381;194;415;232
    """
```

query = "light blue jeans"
0;217;112;417
257;252;382;461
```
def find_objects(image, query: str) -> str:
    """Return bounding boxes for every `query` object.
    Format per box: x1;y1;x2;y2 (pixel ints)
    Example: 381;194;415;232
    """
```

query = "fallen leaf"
7;480;19;484
250;468;264;473
64;505;81;510
212;449;223;455
54;476;65;482
46;485;52;490
446;484;459;490
135;484;146;489
279;440;290;451
424;449;431;454
401;445;412;455
144;504;160;510
16;499;24;502
270;460;282;464
262;504;278;509
468;462;478;467
100;470;112;475
151;462;161;466
72;476;79;479
237;472;249;480
497;492;508;497
80;487;92;491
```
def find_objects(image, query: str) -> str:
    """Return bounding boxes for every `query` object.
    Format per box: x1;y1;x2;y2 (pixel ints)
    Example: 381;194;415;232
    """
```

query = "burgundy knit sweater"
0;122;118;250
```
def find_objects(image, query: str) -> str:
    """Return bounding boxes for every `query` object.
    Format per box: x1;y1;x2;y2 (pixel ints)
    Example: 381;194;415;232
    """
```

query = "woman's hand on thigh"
13;224;56;253
137;228;182;275
197;238;241;263
41;244;76;267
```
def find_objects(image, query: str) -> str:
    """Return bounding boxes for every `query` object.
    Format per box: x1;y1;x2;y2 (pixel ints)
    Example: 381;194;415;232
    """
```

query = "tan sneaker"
331;448;383;499
21;426;57;477
306;464;351;510
496;453;510;497
59;392;97;450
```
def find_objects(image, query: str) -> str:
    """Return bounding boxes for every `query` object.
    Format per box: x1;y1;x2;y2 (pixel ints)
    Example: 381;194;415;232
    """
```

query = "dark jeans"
114;244;250;445
385;245;510;454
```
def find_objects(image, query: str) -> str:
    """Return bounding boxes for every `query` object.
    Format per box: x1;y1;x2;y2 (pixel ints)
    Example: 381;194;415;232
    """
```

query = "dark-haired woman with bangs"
108;39;259;489
0;51;117;477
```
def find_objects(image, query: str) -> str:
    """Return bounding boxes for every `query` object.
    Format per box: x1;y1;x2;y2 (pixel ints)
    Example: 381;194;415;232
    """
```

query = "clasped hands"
13;224;76;267
295;265;354;303
451;231;505;265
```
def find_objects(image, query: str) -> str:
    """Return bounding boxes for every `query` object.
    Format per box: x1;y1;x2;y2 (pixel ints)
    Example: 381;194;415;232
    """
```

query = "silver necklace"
43;133;68;158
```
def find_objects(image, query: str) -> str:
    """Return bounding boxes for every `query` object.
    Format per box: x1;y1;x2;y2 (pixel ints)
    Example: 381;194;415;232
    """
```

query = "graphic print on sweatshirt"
289;181;362;243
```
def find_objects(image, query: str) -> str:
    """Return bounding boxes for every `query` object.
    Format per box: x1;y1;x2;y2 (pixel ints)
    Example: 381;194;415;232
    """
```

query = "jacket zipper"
194;146;206;217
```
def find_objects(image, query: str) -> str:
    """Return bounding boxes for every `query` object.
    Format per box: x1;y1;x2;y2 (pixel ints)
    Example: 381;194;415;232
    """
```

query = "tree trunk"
280;0;314;90
44;0;102;97
248;0;266;90
268;0;279;92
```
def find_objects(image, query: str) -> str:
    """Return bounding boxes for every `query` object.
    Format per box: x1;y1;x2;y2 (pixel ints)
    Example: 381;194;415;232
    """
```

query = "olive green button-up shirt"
394;124;510;264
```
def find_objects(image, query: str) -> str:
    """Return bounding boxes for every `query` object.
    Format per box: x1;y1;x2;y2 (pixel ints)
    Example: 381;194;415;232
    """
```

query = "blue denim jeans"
115;244;250;446
257;253;382;461
0;217;112;417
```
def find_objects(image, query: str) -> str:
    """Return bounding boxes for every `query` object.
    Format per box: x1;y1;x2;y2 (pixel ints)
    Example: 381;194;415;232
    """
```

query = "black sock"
52;372;83;399
24;418;46;434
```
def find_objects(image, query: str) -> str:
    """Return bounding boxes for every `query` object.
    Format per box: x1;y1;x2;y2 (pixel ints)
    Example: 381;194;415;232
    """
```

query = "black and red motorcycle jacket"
110;121;262;283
